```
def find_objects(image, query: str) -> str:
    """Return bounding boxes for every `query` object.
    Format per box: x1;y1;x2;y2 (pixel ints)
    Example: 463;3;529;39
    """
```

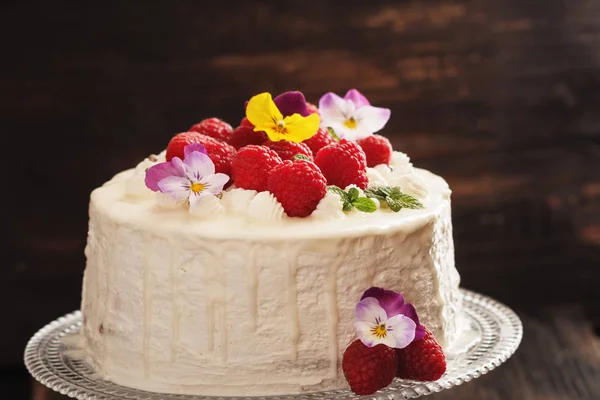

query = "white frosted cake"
80;89;462;396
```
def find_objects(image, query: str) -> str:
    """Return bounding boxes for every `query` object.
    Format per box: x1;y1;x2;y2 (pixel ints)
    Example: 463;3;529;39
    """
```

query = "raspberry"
263;140;313;161
342;340;398;395
303;127;335;155
166;132;236;176
357;134;393;167
228;125;268;150
314;139;368;189
396;326;446;381
306;102;319;114
189;118;233;142
240;116;254;127
231;145;282;192
267;159;327;217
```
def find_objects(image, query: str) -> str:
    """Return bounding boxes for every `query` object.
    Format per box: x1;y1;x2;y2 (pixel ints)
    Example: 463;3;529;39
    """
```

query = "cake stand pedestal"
24;289;522;400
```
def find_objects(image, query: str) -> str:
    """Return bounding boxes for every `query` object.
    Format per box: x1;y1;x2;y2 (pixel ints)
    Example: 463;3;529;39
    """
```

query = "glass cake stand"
24;289;522;400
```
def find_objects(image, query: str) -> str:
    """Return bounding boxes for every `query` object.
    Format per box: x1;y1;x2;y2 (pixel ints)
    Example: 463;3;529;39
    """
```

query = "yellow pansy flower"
246;92;320;143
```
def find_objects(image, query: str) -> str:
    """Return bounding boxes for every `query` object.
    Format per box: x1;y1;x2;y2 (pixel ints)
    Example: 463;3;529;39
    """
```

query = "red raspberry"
228;126;268;150
396;326;446;381
306;102;319;114
189;118;233;142
166;132;237;176
263;140;313;161
357;134;393;167
267;159;327;217
303;127;335;155
342;340;398;395
231;145;282;192
240;116;254;128
314;139;368;189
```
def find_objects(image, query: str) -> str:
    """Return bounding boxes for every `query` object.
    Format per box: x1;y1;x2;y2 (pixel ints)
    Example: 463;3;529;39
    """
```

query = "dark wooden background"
1;1;600;398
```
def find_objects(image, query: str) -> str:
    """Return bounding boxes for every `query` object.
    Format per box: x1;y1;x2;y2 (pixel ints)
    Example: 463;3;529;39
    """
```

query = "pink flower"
318;89;390;141
354;287;424;349
145;144;229;208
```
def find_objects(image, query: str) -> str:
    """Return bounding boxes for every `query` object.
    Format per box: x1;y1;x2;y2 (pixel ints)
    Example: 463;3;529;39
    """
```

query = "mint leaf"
327;186;352;211
393;192;424;210
293;154;310;161
385;195;402;212
366;186;424;212
326;127;342;142
348;187;360;202
353;197;377;213
327;185;347;199
364;187;392;201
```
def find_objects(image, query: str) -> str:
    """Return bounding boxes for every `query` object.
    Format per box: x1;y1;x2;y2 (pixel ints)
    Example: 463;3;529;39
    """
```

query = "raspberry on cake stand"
24;289;522;400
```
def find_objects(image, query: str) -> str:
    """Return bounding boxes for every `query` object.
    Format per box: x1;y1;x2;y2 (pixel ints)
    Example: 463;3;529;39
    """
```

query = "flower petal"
184;151;215;180
282;113;320;143
145;159;186;191
318;92;347;125
201;173;230;195
189;190;209;208
344;89;370;108
355;105;391;133
361;287;424;340
355;297;388;325
274;91;310;117
386;314;417;349
354;321;377;347
184;143;207;158
246;92;283;129
157;176;191;200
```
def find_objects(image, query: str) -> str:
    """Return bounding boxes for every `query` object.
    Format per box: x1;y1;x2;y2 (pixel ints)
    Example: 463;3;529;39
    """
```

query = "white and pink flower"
354;287;425;349
318;89;390;141
145;143;229;208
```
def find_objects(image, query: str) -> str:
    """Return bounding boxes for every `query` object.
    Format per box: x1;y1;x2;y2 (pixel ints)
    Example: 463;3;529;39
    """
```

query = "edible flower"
246;92;320;143
318;89;390;141
355;287;424;349
145;143;229;207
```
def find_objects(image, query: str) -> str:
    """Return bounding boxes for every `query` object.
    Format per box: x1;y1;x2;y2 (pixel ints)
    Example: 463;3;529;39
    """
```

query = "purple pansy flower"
145;143;229;207
354;287;425;349
245;91;310;117
318;89;390;141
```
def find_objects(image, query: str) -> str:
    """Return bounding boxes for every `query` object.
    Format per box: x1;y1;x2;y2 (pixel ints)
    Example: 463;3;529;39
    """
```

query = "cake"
80;89;462;396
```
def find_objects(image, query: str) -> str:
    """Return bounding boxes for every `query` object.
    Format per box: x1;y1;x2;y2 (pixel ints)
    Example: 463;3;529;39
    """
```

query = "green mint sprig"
327;186;377;213
364;186;424;212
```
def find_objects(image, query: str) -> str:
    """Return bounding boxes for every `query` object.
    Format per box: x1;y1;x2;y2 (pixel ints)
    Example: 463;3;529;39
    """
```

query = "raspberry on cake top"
123;88;432;224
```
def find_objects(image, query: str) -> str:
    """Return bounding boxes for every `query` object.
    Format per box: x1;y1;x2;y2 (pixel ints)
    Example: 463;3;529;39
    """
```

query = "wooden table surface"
30;305;600;400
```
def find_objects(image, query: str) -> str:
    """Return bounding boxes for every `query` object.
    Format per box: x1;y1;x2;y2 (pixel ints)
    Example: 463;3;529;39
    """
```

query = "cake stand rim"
24;288;523;400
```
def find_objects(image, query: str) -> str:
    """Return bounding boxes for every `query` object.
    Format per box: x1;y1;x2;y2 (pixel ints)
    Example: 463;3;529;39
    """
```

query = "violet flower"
145;143;229;208
354;287;424;349
318;89;390;140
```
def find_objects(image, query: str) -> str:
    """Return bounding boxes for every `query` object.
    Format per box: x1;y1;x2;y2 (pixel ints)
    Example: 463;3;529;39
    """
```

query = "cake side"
80;168;460;395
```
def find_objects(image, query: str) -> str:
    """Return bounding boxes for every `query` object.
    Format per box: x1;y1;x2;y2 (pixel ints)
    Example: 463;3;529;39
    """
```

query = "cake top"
108;89;449;227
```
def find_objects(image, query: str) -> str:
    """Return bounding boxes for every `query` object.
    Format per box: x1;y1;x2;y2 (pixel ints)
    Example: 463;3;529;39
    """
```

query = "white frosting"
390;151;413;174
366;167;389;188
247;192;286;223
396;174;430;200
311;192;345;220
220;188;257;216
125;158;157;199
189;195;225;219
155;192;186;210
80;164;461;396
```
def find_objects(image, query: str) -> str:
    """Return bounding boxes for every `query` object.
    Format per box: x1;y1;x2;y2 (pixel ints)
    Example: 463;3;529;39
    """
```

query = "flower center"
344;117;357;129
274;119;288;134
190;182;205;194
371;323;387;338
